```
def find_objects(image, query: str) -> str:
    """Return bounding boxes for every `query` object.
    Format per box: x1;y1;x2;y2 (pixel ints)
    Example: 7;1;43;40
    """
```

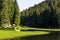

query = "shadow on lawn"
20;32;59;40
3;32;60;40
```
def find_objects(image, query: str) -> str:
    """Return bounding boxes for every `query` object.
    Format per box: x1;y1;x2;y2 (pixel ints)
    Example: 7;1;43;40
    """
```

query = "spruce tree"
13;0;20;26
1;0;14;27
10;0;14;24
1;0;10;27
0;0;3;26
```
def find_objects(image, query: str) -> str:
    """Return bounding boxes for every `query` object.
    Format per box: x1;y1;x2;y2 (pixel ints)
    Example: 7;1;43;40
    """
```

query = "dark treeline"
20;0;60;28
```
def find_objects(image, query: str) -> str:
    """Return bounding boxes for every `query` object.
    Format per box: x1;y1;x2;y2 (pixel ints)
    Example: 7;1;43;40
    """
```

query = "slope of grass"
1;26;59;39
20;27;60;31
0;30;50;39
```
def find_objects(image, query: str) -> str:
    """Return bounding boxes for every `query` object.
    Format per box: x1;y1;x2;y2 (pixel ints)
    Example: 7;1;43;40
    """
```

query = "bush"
0;27;15;31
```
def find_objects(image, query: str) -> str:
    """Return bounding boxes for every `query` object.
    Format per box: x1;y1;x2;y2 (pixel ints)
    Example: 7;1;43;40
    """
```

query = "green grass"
0;30;50;39
0;25;59;39
20;26;60;31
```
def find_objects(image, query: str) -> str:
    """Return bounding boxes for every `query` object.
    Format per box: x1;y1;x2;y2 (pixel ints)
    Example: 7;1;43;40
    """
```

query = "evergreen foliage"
0;0;20;27
0;0;60;28
1;0;10;27
20;0;60;28
13;0;20;25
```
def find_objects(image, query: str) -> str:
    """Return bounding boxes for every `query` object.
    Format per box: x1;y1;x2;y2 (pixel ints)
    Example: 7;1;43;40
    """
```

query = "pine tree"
10;0;14;24
1;0;10;27
13;0;20;26
0;0;3;26
1;0;14;27
0;0;20;27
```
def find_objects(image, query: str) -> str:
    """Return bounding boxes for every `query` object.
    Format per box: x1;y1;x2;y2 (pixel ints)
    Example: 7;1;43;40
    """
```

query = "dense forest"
0;0;20;27
20;0;60;28
0;0;60;28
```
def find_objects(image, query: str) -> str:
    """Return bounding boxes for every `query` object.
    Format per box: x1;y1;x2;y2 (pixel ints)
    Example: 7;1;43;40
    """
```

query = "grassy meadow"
0;26;59;39
0;30;50;39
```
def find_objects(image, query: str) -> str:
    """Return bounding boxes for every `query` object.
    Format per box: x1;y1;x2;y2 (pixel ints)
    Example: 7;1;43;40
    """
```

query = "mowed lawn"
0;30;50;39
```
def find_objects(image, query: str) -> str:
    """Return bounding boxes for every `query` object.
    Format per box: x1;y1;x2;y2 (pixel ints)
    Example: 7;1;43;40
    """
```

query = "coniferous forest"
20;0;60;28
0;0;20;27
0;0;60;29
0;0;60;40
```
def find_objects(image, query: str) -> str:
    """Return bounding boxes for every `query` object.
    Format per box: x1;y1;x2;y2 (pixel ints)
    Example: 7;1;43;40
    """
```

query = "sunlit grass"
0;30;50;39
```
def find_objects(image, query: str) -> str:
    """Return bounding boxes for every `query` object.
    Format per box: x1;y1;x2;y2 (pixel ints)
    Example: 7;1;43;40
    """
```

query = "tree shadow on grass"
20;32;59;40
3;32;60;40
